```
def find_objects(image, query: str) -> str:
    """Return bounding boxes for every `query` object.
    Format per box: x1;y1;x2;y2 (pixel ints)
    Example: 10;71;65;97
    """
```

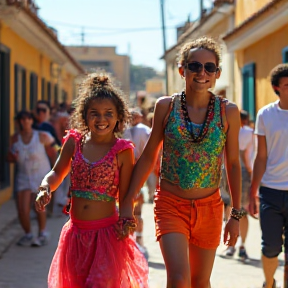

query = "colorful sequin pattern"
63;129;134;201
161;94;227;190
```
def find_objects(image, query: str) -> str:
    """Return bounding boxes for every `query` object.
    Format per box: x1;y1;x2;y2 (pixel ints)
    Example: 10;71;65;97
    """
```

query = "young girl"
120;37;243;288
35;73;148;288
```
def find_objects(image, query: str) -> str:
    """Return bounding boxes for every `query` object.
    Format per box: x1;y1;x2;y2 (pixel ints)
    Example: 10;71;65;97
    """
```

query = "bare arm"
225;103;241;210
120;97;171;216
6;134;18;163
250;135;267;196
40;137;75;192
248;135;267;216
117;148;135;215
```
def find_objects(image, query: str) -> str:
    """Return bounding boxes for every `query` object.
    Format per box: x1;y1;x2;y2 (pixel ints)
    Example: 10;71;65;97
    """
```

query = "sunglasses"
37;107;47;114
186;61;219;74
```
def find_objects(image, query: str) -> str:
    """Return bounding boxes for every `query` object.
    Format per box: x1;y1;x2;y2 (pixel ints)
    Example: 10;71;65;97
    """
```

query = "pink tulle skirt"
48;212;149;288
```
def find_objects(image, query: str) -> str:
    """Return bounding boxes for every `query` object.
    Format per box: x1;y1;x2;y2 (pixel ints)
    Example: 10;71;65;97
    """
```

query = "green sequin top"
160;94;227;190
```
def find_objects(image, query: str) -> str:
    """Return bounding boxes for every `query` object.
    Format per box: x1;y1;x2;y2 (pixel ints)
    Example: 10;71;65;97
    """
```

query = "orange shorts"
154;189;224;249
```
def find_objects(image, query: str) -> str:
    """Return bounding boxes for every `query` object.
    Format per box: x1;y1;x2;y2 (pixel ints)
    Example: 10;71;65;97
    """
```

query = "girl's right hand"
35;185;51;212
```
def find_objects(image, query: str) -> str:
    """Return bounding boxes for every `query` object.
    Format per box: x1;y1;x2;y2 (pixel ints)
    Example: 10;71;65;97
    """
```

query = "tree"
130;64;158;92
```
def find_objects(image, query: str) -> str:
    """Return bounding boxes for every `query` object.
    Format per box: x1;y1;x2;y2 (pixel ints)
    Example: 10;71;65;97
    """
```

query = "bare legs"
262;255;278;288
239;215;248;246
160;233;216;288
134;192;144;246
17;190;46;235
17;190;32;234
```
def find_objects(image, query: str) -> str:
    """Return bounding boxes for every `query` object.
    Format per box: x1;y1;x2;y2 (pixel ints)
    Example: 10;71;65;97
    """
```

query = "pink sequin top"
63;129;134;201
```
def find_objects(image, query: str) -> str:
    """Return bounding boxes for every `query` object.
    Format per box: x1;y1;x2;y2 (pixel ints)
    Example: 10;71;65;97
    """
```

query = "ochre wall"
235;0;272;25
0;22;77;205
234;24;288;111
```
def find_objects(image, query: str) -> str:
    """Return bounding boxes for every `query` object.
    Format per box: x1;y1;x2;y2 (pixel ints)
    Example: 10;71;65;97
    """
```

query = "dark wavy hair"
270;64;288;96
70;72;130;135
177;36;221;67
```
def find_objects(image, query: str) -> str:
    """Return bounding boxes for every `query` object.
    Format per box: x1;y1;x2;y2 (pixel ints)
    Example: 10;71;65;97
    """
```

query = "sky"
36;0;214;72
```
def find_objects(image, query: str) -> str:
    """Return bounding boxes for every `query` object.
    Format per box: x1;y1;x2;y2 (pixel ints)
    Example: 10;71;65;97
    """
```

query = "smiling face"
86;98;119;137
180;48;220;93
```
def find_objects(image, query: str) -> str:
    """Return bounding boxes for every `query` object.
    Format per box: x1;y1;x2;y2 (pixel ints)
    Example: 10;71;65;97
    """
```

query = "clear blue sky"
37;0;213;72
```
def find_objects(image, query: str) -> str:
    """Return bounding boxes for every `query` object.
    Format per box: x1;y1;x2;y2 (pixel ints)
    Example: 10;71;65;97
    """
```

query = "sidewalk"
0;199;22;258
142;202;284;288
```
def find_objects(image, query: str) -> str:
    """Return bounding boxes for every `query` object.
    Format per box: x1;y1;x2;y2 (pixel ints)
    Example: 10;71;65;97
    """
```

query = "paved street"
0;201;284;288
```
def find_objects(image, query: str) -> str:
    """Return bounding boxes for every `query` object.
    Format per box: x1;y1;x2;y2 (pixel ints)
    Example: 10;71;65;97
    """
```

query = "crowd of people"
6;36;288;288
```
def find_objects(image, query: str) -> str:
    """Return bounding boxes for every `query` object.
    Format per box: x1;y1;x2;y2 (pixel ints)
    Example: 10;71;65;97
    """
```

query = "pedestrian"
249;64;288;288
35;72;149;288
123;107;151;259
35;100;61;147
225;109;255;262
121;36;243;288
35;100;61;216
7;110;58;247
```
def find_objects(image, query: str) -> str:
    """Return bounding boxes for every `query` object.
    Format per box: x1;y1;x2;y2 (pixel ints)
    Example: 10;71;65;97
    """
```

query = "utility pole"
81;27;85;45
200;0;204;19
160;0;168;95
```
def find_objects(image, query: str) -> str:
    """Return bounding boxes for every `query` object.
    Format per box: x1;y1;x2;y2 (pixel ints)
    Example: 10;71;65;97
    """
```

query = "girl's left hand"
223;217;240;246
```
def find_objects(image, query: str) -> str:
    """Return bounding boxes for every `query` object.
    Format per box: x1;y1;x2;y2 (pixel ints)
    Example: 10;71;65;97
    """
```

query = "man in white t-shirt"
123;107;151;259
226;110;255;262
249;64;288;288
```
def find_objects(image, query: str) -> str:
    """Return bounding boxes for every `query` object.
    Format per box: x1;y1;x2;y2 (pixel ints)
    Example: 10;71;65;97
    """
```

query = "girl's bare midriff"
71;197;116;220
160;179;219;199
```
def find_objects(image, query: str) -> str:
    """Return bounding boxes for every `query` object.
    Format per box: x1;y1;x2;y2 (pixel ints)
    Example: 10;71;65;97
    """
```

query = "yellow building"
66;46;130;99
0;0;83;205
163;0;235;100
223;0;288;120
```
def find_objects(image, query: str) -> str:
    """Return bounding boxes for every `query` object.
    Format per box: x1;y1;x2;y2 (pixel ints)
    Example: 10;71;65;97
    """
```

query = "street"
0;202;284;288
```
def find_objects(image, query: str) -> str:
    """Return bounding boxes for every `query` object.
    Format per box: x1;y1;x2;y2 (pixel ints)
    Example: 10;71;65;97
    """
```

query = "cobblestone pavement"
0;201;284;288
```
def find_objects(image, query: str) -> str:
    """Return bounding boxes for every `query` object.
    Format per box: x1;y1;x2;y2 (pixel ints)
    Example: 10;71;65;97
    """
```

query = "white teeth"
97;125;107;130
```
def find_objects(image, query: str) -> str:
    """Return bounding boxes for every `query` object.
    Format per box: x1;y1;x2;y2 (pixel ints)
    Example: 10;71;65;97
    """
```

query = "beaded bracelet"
117;217;137;236
229;207;244;221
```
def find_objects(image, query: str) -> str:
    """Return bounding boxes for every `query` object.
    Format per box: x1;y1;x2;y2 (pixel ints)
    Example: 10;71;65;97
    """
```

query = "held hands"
115;201;137;240
35;185;51;212
223;217;240;247
115;217;137;240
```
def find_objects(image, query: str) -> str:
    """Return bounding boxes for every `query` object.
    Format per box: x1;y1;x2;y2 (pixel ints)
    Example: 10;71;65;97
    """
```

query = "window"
54;84;58;106
62;89;67;103
14;64;27;113
47;81;51;104
30;72;38;110
41;78;46;100
282;47;288;63
0;44;10;189
242;63;256;121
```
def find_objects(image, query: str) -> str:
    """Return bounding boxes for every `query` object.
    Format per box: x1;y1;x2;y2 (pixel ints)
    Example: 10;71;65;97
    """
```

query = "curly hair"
177;36;221;67
270;64;288;96
70;72;130;135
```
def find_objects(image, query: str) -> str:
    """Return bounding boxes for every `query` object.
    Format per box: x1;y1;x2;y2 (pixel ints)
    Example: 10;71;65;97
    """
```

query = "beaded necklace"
180;90;215;143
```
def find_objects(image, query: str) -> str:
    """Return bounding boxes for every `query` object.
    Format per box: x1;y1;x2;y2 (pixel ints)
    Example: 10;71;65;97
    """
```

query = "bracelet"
36;185;51;201
230;215;240;221
117;217;137;235
229;207;244;221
